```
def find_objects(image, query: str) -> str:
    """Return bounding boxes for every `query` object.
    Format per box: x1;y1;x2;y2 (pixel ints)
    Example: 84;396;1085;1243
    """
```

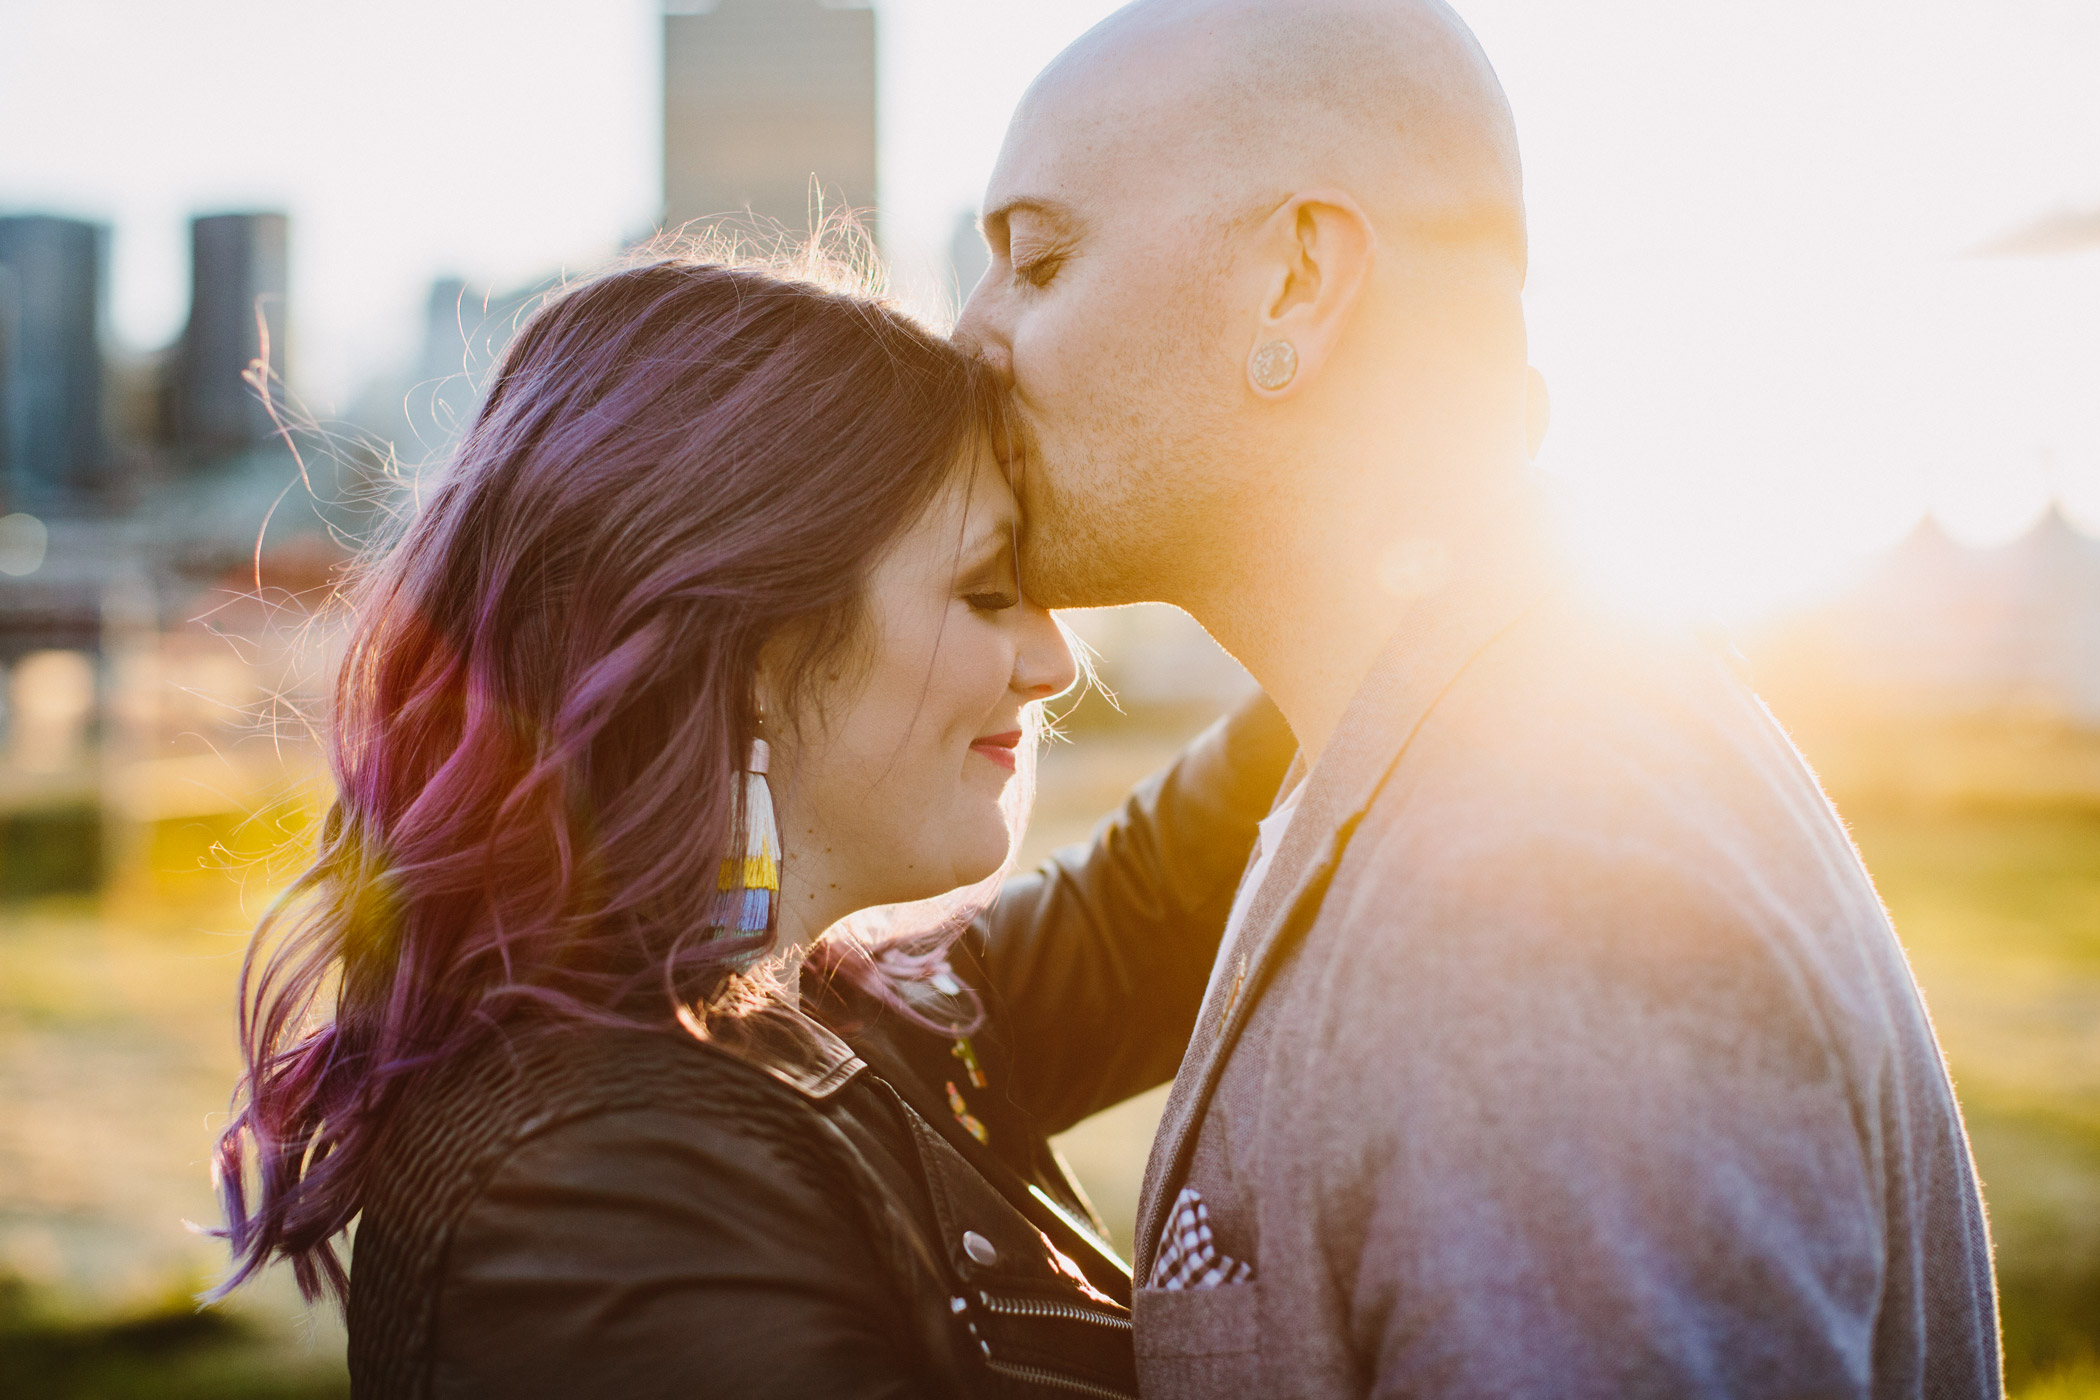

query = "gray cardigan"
1132;560;2002;1398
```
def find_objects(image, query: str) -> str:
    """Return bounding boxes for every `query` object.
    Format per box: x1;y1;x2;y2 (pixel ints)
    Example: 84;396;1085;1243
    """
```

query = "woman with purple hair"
215;252;1291;1397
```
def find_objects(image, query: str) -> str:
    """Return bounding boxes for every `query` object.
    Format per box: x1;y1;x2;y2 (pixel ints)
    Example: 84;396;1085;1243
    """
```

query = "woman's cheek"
931;609;991;751
975;609;1020;712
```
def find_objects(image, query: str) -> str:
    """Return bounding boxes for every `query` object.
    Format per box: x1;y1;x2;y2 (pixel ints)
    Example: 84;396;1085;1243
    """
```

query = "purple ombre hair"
216;252;1009;1304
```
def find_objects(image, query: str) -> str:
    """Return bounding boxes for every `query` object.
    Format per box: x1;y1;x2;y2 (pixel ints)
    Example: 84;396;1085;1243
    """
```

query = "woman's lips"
969;731;1022;773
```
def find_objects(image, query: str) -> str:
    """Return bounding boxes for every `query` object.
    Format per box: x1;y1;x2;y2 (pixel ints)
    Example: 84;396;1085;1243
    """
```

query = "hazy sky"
3;0;2097;614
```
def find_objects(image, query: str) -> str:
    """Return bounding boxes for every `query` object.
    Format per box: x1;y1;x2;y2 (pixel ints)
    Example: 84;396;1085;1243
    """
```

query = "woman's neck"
769;841;851;1005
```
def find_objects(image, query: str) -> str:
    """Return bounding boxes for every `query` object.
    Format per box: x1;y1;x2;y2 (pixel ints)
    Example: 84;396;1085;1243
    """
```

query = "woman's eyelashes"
964;587;1020;614
960;556;1020;613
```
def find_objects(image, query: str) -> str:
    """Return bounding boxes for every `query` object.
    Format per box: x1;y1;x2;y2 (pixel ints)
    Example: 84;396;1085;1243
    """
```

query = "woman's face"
765;445;1078;938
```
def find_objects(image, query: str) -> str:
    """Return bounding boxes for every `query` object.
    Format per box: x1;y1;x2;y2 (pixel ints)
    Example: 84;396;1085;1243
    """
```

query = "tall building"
0;215;109;511
174;211;288;457
663;0;877;238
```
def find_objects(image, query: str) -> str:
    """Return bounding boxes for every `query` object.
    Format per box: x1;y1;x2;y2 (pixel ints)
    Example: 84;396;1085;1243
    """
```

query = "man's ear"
1247;190;1376;400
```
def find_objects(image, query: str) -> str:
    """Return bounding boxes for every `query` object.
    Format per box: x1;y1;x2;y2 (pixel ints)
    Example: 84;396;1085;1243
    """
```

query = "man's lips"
969;731;1022;773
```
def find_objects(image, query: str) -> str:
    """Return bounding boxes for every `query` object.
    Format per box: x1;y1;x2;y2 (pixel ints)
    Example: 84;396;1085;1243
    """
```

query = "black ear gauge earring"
1249;339;1298;392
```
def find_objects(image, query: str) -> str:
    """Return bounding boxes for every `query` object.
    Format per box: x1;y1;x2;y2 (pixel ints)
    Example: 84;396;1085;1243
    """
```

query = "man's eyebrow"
982;196;1081;239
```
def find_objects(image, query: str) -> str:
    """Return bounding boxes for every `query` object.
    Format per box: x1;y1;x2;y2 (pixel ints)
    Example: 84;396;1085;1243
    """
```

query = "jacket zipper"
984;1357;1138;1399
977;1292;1134;1332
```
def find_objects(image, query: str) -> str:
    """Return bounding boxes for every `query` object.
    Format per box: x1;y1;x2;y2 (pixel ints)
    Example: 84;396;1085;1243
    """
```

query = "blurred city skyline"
1;0;2097;617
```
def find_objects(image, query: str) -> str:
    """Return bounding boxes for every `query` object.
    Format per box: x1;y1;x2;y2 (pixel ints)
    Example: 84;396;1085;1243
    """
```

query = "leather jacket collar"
694;1000;866;1101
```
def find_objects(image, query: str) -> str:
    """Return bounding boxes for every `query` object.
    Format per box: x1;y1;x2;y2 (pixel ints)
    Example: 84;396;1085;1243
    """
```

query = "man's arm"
970;690;1295;1136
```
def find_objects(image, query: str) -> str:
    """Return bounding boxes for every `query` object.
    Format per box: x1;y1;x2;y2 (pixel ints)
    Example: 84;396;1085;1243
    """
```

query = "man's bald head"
955;0;1538;615
1020;0;1526;276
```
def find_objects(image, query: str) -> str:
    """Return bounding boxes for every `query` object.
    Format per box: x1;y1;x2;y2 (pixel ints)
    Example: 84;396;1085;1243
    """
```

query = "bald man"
957;2;2002;1397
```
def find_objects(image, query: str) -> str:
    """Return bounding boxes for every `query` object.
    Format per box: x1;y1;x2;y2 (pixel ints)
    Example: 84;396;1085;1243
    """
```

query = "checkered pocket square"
1147;1186;1254;1290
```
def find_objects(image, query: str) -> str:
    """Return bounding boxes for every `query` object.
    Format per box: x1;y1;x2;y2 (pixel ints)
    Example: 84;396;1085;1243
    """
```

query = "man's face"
955;76;1247;610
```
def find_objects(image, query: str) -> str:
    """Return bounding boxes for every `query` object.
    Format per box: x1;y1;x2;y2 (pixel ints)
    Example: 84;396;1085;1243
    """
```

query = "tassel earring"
717;737;780;947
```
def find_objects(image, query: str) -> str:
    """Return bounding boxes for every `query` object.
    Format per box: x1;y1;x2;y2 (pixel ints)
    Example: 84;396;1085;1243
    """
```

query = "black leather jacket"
347;696;1294;1398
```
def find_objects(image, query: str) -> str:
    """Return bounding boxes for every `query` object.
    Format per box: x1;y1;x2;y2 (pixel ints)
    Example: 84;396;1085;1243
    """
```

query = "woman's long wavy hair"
215;250;1013;1305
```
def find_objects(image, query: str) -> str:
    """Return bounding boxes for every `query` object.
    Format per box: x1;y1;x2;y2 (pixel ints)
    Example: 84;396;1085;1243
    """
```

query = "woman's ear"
751;620;830;754
751;645;786;741
1246;189;1377;400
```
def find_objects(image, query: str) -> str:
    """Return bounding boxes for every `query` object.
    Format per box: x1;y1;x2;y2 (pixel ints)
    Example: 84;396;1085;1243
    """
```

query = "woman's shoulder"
366;1016;855;1222
391;1020;802;1148
441;1014;885;1204
349;1017;950;1397
356;1023;817;1260
349;1017;900;1392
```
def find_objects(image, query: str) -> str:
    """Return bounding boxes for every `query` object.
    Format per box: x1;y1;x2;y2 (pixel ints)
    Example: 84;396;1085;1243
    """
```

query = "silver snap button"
961;1230;999;1267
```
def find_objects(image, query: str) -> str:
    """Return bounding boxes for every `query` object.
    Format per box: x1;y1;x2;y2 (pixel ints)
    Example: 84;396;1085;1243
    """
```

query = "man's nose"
953;287;1014;386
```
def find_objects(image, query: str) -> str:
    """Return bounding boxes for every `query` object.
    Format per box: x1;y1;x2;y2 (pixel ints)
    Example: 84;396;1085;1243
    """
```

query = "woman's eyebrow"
960;512;1019;571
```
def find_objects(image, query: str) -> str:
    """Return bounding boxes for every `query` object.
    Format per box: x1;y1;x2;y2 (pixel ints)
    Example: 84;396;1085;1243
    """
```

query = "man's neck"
1195;552;1398;767
1188;465;1539;767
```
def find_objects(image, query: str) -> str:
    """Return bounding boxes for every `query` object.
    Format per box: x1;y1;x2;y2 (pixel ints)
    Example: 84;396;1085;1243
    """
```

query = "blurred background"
0;0;2095;1394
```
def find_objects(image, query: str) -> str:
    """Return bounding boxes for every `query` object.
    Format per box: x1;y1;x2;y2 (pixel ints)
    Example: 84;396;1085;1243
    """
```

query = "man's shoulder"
1363;595;1829;861
1317;594;1895;1022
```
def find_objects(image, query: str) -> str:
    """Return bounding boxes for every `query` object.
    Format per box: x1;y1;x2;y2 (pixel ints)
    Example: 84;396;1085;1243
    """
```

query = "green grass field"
1846;798;2100;1385
0;713;2095;1395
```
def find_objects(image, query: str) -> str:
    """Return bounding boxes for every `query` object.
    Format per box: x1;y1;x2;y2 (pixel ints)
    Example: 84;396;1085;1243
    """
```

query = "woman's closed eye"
956;510;1022;613
964;587;1020;614
959;551;1019;613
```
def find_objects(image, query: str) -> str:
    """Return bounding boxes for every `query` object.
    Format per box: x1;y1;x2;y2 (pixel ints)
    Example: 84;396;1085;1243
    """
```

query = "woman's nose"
1012;604;1078;701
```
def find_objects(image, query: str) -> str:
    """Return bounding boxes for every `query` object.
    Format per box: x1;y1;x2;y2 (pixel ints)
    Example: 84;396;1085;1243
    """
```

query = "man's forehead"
986;54;1203;222
986;91;1120;210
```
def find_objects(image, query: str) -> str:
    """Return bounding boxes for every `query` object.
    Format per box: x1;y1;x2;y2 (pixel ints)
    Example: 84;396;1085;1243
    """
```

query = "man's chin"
1016;494;1123;609
1010;432;1166;606
1020;535;1157;611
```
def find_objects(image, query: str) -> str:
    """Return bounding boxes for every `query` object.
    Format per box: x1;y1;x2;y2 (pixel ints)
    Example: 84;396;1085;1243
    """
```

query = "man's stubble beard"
1015;311;1249;609
1013;390;1249;613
